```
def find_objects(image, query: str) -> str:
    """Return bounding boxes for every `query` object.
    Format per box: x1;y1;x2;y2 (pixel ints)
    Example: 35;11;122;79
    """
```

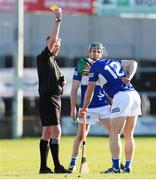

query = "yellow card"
49;5;59;11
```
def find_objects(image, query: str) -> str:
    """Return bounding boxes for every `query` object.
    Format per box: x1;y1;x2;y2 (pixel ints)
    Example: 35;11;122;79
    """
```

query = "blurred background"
0;0;156;138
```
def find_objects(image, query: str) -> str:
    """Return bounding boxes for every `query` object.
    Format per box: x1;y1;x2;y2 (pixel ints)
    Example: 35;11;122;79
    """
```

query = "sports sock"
70;157;77;167
125;160;131;170
39;139;48;169
112;157;120;170
50;138;61;169
46;144;49;164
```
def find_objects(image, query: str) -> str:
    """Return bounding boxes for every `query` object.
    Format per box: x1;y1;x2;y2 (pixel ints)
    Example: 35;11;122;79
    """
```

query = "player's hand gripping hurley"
79;109;89;174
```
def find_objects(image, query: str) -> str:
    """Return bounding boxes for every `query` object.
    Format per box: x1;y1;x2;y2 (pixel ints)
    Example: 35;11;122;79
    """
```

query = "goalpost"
12;0;24;138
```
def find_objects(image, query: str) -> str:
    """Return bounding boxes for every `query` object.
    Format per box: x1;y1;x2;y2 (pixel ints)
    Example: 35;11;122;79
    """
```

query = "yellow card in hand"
50;5;59;11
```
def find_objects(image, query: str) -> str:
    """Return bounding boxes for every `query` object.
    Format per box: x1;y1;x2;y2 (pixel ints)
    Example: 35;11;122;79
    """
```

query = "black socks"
39;139;49;169
49;138;61;169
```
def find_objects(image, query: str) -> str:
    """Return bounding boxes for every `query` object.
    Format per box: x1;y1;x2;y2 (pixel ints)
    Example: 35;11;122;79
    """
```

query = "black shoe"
120;163;131;173
122;168;131;173
54;165;71;174
68;165;76;173
120;163;124;170
101;167;121;174
39;167;53;174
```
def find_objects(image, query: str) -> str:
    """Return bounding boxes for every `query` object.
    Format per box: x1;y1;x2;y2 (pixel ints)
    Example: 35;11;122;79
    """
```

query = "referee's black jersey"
36;47;64;96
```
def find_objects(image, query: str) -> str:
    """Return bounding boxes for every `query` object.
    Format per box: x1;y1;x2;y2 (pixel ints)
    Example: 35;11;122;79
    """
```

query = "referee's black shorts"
39;95;61;126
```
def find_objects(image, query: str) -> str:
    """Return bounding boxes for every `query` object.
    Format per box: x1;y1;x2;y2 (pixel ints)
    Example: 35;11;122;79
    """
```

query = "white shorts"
110;90;142;118
79;105;110;125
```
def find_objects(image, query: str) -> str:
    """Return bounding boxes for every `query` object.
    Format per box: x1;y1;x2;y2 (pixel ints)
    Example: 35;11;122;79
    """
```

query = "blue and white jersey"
73;66;109;108
89;58;135;98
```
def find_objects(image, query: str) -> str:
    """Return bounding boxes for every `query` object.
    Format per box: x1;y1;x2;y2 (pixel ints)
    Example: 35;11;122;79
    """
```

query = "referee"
36;8;70;174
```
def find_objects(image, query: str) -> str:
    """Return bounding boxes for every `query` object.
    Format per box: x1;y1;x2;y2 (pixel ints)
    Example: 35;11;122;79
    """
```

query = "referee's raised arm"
47;8;62;52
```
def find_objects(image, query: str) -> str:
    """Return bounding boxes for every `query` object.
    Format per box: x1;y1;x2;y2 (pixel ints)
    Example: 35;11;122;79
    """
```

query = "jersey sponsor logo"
111;107;120;113
89;72;94;78
81;76;89;85
97;93;105;100
74;71;78;76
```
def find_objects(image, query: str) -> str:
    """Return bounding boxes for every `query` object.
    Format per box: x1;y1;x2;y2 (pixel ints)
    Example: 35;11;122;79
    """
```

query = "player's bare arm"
70;80;80;120
121;60;138;83
82;82;96;111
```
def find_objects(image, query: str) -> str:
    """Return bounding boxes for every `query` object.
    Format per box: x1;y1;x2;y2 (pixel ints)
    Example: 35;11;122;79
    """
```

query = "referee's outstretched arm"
47;8;62;52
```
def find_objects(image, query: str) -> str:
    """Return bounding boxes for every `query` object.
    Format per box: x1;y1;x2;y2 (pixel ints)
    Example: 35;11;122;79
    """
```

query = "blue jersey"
89;58;135;98
73;66;109;108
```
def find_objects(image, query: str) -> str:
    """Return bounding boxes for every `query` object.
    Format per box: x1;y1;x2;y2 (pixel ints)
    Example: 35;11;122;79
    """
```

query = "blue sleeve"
73;66;81;81
88;63;98;82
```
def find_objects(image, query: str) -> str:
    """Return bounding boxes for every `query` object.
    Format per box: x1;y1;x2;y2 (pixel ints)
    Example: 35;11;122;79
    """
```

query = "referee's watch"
55;18;61;22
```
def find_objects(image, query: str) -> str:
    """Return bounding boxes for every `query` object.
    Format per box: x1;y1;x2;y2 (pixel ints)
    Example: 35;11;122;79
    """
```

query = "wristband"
55;18;61;22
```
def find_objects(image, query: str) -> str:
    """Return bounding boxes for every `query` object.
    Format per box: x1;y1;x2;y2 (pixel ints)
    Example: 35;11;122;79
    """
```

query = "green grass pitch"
0;136;156;179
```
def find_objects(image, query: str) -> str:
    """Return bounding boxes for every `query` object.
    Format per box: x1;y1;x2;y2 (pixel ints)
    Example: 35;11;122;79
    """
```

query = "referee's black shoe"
54;165;71;174
39;167;53;174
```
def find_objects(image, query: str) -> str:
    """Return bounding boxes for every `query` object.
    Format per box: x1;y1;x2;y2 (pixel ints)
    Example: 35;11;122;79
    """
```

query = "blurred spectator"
0;97;5;120
141;94;151;116
102;0;112;4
